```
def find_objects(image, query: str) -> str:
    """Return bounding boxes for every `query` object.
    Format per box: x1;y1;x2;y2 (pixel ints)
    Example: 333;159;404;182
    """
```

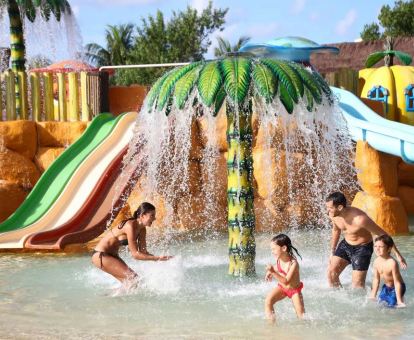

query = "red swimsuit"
276;258;304;298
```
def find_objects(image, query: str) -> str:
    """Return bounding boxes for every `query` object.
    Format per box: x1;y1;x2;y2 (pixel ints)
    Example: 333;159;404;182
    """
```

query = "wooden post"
5;70;16;120
80;71;90;121
68;72;79;121
30;72;41;121
17;71;28;119
57;72;67;121
43;72;54;121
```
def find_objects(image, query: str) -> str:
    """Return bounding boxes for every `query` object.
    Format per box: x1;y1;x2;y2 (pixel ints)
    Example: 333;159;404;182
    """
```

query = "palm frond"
157;62;201;110
289;63;322;105
261;59;298;104
197;61;222;107
365;51;386;68
252;62;277;103
221;57;251;104
174;64;203;109
279;81;294;113
393;50;412;66
213;86;226;116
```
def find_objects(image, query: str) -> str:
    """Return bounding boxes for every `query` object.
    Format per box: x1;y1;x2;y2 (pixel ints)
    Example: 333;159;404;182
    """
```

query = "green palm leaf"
261;59;298;104
157;62;201;110
278;61;304;97
304;87;314;112
146;71;171;110
279;81;294;114
289;63;322;104
174;65;203;109
252;62;278;103
313;71;332;102
221;57;251;104
197;61;223;107
393;50;412;66
213;86;226;116
365;51;386;68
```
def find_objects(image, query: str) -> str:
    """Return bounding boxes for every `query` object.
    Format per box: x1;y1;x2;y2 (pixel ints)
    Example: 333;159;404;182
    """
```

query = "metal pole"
98;62;191;72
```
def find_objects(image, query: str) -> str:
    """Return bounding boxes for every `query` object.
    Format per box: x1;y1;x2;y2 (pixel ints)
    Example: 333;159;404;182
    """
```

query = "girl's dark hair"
271;234;302;260
118;202;155;229
375;234;394;249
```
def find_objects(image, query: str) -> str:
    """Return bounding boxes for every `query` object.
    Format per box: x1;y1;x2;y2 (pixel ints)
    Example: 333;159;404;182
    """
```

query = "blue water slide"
331;87;414;164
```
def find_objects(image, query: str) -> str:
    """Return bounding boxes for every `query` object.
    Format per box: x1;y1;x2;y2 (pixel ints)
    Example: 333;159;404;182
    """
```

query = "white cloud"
190;0;210;12
291;0;306;14
335;9;357;35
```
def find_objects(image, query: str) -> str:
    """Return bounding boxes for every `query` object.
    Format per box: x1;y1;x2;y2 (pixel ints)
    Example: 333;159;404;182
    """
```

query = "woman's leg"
291;292;305;318
92;252;137;283
265;286;286;323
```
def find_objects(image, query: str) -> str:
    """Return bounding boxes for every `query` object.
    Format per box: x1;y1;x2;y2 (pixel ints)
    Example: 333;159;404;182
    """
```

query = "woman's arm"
126;223;173;261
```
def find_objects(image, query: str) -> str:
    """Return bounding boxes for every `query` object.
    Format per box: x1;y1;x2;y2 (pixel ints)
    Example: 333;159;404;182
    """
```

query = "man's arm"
359;215;407;269
330;221;341;255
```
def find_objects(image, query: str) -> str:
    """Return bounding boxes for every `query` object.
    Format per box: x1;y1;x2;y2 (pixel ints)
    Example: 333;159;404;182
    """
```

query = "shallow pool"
0;229;413;339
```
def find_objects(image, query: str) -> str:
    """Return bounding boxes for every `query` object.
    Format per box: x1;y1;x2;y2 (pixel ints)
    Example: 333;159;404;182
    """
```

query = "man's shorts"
378;283;406;307
334;239;373;271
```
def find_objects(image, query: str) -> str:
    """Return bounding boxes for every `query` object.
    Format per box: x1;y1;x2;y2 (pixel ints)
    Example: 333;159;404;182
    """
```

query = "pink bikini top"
277;258;292;276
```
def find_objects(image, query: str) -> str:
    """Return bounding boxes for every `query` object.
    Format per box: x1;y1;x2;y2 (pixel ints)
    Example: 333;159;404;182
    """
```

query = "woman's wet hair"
118;202;155;229
375;234;394;249
271;233;302;260
326;191;347;207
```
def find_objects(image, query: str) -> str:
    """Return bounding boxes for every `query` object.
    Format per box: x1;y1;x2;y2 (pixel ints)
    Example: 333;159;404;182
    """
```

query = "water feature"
0;7;83;67
0;229;412;339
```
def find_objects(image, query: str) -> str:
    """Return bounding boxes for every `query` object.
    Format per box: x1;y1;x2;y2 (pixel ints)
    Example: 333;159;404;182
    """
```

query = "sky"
52;0;398;58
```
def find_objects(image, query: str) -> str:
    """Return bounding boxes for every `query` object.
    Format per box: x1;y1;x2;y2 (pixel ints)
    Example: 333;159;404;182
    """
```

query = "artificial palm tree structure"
1;0;71;114
145;54;332;276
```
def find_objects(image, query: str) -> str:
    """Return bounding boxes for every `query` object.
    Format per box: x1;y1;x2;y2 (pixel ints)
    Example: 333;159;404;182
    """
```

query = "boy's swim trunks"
378;283;406;307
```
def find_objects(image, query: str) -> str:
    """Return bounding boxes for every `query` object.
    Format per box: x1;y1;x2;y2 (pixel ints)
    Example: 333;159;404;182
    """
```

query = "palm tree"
85;24;134;66
145;56;331;276
214;36;251;57
2;0;72;72
365;36;412;68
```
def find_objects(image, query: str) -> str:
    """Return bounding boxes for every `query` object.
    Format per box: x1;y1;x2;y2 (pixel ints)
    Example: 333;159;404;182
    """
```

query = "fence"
323;68;359;95
0;70;109;121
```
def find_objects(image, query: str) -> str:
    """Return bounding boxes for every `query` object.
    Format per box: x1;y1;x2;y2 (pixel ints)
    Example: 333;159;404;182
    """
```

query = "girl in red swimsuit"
264;234;305;323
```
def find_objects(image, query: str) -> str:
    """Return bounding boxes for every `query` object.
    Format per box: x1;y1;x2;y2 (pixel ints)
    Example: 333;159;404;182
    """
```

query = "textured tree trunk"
227;102;256;276
7;0;25;116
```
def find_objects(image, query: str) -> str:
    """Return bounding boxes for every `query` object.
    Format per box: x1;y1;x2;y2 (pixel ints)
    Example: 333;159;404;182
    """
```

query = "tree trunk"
227;102;256;276
7;0;25;117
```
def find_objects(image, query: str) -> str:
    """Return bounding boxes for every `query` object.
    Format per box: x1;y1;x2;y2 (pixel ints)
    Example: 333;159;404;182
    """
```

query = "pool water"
0;229;413;339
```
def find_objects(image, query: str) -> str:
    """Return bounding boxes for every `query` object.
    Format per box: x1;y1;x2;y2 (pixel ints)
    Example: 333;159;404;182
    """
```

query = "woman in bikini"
92;202;173;284
264;233;305;323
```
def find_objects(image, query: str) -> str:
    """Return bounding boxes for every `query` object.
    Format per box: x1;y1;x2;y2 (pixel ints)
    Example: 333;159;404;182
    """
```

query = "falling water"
0;7;84;66
115;66;358;233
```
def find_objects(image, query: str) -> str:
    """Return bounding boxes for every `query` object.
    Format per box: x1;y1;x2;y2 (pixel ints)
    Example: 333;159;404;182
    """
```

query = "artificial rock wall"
352;141;413;234
0;120;87;222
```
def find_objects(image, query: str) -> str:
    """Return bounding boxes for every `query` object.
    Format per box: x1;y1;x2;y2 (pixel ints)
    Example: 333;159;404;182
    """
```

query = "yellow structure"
359;65;414;125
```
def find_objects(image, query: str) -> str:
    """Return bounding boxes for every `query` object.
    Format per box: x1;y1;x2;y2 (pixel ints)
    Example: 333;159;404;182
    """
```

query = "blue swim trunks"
378;283;406;307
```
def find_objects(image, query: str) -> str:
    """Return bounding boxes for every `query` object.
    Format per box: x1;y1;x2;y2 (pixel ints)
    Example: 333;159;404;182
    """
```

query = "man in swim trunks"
325;192;407;288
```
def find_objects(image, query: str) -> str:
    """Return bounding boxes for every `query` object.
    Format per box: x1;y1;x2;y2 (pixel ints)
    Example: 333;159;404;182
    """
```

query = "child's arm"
369;262;380;299
391;260;406;307
269;261;298;285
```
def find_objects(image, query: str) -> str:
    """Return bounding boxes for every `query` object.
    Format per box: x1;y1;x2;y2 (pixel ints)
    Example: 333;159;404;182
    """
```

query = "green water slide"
0;113;123;233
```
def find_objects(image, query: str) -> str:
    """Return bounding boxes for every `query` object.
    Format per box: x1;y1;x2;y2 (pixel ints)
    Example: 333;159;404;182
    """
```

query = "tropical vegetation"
214;36;251;57
361;0;414;41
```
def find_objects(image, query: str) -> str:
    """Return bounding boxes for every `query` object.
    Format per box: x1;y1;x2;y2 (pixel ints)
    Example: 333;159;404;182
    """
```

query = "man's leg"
351;270;368;288
327;256;349;288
